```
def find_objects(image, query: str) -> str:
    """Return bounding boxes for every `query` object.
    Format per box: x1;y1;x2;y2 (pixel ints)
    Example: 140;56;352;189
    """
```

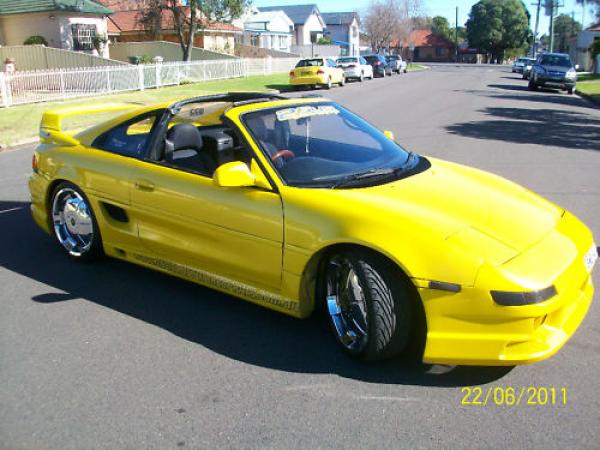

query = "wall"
326;19;359;57
300;12;324;45
0;45;126;71
290;44;340;58
109;41;238;63
0;12;62;48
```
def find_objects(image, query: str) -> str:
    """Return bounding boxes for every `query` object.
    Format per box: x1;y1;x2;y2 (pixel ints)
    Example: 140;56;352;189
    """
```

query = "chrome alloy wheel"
326;256;369;352
52;188;94;257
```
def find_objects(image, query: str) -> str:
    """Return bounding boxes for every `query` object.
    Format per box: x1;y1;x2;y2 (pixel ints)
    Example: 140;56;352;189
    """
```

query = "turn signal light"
289;70;295;77
32;153;39;173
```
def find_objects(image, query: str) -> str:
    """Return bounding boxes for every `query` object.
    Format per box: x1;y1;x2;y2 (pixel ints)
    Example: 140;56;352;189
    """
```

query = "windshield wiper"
329;153;418;189
330;167;399;189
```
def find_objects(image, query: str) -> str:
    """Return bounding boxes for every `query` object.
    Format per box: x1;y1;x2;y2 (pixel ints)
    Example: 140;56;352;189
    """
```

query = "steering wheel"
271;149;295;163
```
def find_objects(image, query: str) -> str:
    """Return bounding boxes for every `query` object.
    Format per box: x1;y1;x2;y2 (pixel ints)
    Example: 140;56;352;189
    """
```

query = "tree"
365;0;423;53
553;14;582;53
466;0;531;62
139;0;248;61
430;15;467;46
576;0;600;22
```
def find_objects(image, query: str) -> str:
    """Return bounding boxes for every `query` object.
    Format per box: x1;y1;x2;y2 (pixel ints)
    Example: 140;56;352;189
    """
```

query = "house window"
435;47;448;57
71;24;96;51
279;35;286;49
250;34;259;46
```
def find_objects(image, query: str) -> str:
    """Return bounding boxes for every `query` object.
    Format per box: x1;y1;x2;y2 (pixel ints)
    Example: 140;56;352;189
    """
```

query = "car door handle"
134;179;155;192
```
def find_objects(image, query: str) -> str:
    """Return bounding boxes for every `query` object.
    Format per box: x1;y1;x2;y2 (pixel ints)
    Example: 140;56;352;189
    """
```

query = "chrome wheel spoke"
326;257;369;352
52;188;94;257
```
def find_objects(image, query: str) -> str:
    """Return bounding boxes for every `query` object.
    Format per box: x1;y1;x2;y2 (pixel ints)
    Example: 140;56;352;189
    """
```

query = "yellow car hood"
297;157;563;265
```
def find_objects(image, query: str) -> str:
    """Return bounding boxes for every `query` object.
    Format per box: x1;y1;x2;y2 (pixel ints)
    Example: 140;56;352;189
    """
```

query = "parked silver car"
521;58;537;80
336;56;374;81
385;54;408;74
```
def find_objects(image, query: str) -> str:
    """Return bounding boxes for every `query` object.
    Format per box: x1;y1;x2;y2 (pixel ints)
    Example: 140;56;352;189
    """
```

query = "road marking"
0;206;25;214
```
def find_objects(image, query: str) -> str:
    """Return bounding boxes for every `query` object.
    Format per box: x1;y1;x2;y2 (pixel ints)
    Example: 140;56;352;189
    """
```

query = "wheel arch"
298;242;427;358
299;242;421;313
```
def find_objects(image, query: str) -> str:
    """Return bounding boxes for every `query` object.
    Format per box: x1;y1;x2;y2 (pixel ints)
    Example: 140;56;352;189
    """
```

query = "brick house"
100;0;242;54
392;29;454;62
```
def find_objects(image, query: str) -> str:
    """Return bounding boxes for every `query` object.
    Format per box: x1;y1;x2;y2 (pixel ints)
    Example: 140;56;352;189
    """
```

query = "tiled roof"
258;4;319;25
0;0;112;16
391;29;454;48
108;10;242;34
321;12;359;26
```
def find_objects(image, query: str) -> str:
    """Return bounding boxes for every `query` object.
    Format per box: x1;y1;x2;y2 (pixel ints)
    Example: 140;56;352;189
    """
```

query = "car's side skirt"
106;246;303;318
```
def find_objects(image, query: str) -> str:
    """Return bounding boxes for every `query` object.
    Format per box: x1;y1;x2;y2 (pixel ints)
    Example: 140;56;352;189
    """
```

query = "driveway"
1;65;599;449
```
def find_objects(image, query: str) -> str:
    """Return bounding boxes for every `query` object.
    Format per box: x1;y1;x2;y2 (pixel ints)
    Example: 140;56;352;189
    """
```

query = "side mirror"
213;161;256;188
383;130;395;141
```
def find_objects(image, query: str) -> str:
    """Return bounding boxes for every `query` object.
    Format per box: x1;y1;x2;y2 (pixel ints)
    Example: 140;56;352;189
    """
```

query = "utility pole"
455;6;459;62
549;0;555;52
532;0;542;56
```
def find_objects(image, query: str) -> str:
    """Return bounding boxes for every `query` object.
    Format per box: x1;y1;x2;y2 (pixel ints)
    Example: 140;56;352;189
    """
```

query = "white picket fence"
0;58;299;108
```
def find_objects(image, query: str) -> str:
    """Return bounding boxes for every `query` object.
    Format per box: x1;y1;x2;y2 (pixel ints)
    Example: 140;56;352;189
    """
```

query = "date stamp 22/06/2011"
461;386;568;406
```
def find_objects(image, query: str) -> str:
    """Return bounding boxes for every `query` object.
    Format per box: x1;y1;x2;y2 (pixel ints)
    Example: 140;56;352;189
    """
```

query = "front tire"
567;87;574;95
50;182;103;260
359;72;364;82
528;78;538;91
324;251;412;361
340;75;346;87
325;77;332;89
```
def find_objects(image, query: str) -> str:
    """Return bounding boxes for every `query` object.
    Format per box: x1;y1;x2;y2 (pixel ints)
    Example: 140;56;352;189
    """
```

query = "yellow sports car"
289;58;346;89
29;93;597;366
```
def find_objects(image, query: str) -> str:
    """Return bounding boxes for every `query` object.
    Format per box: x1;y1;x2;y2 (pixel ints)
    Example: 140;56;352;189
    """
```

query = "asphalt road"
1;65;599;449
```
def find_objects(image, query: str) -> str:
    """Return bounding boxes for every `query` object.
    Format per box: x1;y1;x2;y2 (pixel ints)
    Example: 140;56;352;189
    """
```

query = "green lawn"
0;74;288;147
407;63;426;72
576;74;600;104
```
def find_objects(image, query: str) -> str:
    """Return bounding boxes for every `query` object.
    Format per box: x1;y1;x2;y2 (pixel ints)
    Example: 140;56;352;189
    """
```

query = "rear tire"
325;77;332;89
340;75;346;87
359;72;364;82
324;250;413;361
567;87;574;95
50;181;103;261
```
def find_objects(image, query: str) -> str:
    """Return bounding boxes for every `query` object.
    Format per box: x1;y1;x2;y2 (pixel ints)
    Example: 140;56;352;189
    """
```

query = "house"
0;0;113;58
258;4;325;46
392;29;454;62
569;23;600;71
100;0;242;54
242;8;294;53
321;12;360;57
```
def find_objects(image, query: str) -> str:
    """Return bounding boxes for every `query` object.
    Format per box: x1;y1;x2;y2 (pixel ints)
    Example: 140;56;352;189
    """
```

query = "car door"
128;115;284;293
83;111;163;251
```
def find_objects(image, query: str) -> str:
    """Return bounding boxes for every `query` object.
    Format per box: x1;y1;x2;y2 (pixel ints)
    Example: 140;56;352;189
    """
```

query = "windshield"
338;57;358;63
243;102;421;188
363;56;379;63
539;55;572;67
296;59;323;67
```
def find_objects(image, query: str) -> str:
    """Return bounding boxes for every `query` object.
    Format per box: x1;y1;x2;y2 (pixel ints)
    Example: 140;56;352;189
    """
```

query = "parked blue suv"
528;53;578;94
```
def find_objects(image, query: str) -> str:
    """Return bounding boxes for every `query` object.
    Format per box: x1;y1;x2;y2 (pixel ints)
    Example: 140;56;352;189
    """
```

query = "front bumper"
536;76;576;89
420;212;595;366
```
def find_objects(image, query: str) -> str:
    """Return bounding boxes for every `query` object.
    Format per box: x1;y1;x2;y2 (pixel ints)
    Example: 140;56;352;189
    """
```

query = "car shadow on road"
446;107;600;151
486;83;599;109
0;201;513;387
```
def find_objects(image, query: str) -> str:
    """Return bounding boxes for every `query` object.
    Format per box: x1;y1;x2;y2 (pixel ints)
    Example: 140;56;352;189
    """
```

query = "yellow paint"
28;96;596;366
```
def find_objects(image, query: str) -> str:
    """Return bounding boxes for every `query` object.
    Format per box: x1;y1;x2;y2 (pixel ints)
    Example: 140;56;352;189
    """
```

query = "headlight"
491;285;557;306
566;69;577;79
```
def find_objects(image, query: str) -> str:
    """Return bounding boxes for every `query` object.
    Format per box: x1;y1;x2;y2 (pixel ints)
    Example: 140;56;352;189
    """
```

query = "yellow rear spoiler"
40;103;141;146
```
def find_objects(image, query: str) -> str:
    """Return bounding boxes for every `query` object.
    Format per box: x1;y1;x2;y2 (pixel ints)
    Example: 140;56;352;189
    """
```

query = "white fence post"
155;63;161;88
138;65;145;91
59;70;66;100
105;66;111;92
0;72;9;108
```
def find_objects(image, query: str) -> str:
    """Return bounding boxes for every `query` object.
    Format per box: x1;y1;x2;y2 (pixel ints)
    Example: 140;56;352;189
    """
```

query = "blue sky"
253;0;595;36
